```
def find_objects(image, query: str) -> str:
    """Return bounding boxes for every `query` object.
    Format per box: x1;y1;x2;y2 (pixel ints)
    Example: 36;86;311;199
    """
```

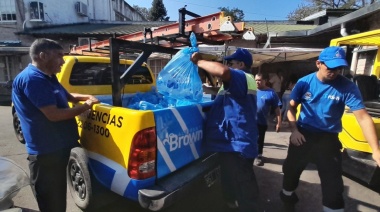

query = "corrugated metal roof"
245;21;317;35
19;22;174;36
20;21;317;37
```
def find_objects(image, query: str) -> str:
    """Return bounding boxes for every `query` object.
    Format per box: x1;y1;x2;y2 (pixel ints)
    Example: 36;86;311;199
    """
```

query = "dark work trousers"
220;152;260;212
257;124;268;155
28;148;72;212
282;127;344;209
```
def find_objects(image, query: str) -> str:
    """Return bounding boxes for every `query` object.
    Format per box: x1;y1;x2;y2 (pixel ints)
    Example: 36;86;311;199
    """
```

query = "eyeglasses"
321;62;344;72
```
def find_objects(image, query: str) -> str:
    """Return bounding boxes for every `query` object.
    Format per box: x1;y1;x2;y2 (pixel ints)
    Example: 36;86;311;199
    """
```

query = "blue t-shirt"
12;64;79;155
281;90;292;121
256;88;281;126
291;73;364;133
204;69;258;158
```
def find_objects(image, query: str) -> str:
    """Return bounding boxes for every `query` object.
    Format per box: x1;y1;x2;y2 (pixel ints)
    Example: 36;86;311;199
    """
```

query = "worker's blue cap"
318;46;348;68
224;48;253;67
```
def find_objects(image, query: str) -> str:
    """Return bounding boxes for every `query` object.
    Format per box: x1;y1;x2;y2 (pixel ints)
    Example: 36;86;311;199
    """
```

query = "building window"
147;59;170;79
0;0;16;22
30;1;44;20
355;48;376;76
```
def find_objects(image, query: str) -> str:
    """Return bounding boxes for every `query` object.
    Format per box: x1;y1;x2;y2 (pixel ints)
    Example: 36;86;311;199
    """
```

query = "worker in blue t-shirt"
191;48;260;211
12;38;99;212
254;72;282;166
281;74;298;124
279;46;380;212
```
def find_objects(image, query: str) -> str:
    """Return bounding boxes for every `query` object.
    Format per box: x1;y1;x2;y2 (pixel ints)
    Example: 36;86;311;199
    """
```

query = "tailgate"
154;104;208;178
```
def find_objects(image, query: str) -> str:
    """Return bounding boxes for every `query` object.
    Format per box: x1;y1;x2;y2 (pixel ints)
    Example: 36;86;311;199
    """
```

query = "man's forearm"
275;107;282;126
196;60;230;81
354;110;380;152
358;116;380;167
70;93;91;102
360;118;379;152
287;107;298;133
40;101;93;122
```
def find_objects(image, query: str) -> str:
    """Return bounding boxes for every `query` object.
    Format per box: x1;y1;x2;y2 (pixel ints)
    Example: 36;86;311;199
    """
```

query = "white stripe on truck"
170;108;199;159
157;137;177;171
87;151;130;196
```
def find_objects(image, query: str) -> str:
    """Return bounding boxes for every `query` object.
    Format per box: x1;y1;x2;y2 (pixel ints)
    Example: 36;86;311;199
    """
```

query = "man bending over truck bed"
191;48;260;211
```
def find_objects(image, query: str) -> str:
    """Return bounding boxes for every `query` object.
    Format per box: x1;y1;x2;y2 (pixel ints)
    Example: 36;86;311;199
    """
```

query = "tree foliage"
149;0;169;21
287;3;320;21
218;7;245;21
287;0;378;20
133;5;150;21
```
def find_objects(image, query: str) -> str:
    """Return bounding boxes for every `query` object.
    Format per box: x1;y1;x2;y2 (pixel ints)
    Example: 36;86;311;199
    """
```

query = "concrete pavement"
255;124;380;211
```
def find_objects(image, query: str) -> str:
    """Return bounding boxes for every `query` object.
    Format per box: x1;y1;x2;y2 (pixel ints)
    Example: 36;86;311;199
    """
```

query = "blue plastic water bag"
156;32;203;104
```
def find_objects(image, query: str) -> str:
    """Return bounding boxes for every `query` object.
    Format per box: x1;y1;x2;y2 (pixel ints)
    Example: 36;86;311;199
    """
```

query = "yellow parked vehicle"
11;39;220;211
331;30;380;187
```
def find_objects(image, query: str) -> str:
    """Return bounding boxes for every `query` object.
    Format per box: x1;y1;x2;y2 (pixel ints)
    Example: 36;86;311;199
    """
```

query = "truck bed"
76;93;215;205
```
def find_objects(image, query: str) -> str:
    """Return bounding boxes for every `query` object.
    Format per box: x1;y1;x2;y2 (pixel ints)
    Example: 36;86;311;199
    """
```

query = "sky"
126;0;305;21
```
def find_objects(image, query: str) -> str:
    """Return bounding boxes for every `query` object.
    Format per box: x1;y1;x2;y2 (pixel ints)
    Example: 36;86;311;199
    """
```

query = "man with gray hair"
12;38;99;212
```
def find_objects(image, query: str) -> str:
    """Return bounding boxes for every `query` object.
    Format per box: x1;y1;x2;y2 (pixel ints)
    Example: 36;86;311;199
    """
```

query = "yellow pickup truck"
331;30;380;188
12;39;220;211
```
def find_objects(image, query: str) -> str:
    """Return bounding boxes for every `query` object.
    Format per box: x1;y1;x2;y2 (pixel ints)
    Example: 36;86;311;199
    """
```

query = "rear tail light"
128;127;157;179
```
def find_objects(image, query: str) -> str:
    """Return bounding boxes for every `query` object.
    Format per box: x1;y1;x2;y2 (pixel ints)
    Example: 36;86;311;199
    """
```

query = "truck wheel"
67;147;93;210
12;112;25;144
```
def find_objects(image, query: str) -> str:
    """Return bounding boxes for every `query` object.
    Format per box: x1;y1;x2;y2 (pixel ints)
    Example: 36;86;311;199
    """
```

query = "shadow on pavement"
81;165;380;212
343;172;380;194
256;160;380;212
343;185;380;211
0;94;12;106
12;208;38;212
0;101;11;106
265;142;288;150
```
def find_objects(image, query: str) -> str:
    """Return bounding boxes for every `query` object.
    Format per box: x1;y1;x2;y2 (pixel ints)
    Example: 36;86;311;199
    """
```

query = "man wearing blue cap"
280;46;380;211
191;48;260;211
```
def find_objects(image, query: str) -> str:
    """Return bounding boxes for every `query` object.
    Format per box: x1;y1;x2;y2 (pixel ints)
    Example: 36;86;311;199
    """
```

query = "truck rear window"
69;62;153;85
